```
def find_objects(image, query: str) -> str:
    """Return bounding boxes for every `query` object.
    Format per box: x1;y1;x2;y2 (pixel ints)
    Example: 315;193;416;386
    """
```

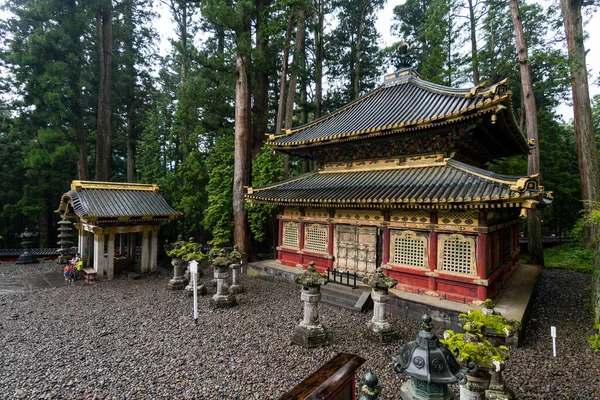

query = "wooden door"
334;225;378;275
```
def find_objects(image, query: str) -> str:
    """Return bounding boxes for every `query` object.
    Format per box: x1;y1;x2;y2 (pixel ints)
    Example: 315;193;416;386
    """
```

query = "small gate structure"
327;268;359;288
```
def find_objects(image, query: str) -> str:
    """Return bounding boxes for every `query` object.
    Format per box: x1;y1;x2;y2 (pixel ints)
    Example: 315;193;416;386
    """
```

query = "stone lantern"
210;249;237;309
229;245;244;294
385;314;475;400
363;267;399;343
291;262;329;348
16;229;38;265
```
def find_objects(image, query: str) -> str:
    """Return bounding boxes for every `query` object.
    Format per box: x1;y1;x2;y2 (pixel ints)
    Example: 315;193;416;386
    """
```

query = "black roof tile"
246;159;543;207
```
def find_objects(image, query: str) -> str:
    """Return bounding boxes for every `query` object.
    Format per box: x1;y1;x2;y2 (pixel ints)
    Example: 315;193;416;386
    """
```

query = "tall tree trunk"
252;0;270;159
95;0;112;182
233;26;252;259
560;0;600;248
277;13;294;179
125;0;136;183
467;0;480;85
300;74;308;173
275;13;294;135
179;0;189;161
313;0;324;119
509;0;543;265
352;6;366;100
284;7;306;130
69;0;87;180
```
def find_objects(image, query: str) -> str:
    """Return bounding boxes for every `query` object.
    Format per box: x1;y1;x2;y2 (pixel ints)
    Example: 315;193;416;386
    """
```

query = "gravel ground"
0;263;598;399
0;260;62;276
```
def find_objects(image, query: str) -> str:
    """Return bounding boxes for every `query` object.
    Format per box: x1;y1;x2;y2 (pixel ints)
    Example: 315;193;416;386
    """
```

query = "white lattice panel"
439;210;478;226
282;222;299;249
390;210;430;223
304;224;328;254
437;234;476;275
390;230;428;268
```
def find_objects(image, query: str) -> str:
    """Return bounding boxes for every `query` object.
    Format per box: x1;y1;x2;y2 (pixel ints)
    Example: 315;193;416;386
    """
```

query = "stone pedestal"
167;258;187;290
185;279;207;297
291;262;329;348
401;379;455;400
211;264;236;308
459;371;491;400
363;288;399;343
485;365;513;400
229;262;244;294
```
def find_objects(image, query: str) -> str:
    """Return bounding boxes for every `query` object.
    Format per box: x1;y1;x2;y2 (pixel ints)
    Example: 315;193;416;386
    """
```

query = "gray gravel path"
0;263;598;399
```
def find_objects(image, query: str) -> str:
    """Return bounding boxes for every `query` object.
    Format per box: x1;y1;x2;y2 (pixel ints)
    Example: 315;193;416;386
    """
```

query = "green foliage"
247;145;283;243
441;330;509;369
459;309;521;337
543;243;594;274
588;334;600;353
166;238;205;262
204;134;235;245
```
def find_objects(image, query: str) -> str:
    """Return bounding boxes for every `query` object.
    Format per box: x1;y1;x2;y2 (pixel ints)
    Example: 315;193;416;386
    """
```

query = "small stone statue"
16;228;39;265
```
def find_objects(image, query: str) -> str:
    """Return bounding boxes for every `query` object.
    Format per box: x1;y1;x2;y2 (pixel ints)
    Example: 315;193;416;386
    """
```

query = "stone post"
210;250;237;308
229;262;244;294
291;262;329;348
362;267;398;343
167;258;187;290
57;219;73;264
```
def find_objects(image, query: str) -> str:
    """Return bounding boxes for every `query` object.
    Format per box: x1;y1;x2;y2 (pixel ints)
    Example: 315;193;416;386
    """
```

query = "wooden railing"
280;353;366;400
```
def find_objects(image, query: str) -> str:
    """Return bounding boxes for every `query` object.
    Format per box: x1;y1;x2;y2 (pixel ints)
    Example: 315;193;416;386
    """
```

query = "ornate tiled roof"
57;181;181;224
267;69;528;156
246;155;549;208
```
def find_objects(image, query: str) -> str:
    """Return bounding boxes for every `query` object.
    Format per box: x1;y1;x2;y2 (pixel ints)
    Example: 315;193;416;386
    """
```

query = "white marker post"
189;260;198;325
551;326;557;357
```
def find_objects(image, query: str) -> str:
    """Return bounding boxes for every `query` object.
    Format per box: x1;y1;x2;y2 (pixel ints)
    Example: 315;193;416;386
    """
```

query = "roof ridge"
71;180;159;192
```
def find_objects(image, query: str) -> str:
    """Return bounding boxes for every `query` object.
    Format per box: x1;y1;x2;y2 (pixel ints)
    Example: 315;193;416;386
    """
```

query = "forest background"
0;0;599;260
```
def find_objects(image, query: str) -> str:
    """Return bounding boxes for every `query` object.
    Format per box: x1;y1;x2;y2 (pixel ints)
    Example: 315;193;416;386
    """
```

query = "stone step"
322;282;366;301
321;284;373;313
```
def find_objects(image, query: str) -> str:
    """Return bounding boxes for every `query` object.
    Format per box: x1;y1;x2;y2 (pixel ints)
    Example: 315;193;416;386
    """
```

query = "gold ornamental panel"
389;230;428;268
437;233;477;275
438;210;478;226
334;209;383;222
305;208;329;218
390;210;430;224
283;207;301;217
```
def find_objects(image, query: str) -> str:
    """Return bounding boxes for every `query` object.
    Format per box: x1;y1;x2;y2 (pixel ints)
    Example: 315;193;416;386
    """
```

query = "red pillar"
383;226;390;266
428;210;438;291
429;231;438;291
277;218;283;262
299;221;305;268
477;233;488;300
328;223;335;269
490;231;496;270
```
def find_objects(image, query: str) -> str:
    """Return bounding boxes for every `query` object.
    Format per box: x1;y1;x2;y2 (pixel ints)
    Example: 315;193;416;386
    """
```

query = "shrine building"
246;68;551;303
57;181;181;279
